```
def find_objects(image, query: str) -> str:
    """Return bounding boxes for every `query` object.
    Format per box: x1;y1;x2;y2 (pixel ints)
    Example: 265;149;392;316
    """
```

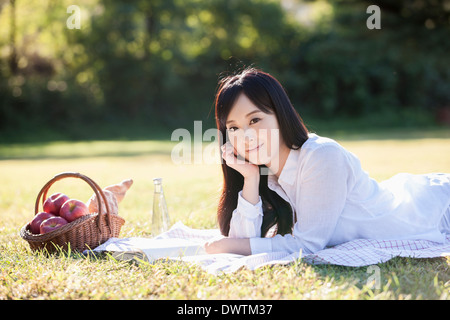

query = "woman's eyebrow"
226;110;262;125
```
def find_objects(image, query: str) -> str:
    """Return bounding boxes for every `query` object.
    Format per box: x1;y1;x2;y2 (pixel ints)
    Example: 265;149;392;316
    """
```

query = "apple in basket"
40;216;68;234
59;199;89;222
30;212;55;234
43;193;70;216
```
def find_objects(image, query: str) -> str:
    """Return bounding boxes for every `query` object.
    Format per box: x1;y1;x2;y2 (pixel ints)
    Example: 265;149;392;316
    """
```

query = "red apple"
30;212;55;234
43;193;70;216
39;216;68;234
59;199;89;222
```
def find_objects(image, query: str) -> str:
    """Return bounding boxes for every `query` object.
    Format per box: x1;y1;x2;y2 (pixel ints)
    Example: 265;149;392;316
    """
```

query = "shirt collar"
266;147;300;188
277;147;300;186
267;134;315;187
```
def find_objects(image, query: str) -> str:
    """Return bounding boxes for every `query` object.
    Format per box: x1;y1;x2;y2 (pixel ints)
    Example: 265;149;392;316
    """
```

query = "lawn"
1;128;449;300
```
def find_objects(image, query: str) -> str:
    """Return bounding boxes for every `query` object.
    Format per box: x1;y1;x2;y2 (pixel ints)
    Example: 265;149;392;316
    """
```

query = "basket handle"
34;172;112;233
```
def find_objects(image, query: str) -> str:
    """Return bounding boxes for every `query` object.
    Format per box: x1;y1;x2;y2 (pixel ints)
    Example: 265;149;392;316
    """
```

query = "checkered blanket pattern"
93;222;450;273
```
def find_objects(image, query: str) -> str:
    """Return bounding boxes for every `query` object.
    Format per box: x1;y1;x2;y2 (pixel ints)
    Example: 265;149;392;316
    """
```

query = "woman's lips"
246;143;263;153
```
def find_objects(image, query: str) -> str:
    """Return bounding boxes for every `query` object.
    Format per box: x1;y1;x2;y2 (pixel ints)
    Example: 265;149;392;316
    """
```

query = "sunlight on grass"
1;129;449;299
0;140;176;160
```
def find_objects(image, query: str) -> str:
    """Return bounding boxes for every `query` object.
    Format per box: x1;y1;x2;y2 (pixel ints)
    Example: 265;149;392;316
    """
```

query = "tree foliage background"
1;0;449;141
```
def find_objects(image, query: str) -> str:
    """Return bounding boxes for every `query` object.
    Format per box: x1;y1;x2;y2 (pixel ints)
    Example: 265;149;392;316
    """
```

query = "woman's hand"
221;142;260;179
204;236;251;255
222;142;260;205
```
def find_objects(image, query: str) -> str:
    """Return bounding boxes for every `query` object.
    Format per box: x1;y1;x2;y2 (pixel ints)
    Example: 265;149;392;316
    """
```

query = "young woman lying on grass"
204;67;450;256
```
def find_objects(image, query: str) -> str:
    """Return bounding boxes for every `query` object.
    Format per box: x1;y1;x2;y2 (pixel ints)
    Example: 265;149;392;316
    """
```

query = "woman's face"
225;93;286;167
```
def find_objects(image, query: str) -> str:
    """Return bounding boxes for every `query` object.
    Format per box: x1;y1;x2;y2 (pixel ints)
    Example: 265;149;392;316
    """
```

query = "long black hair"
214;67;309;237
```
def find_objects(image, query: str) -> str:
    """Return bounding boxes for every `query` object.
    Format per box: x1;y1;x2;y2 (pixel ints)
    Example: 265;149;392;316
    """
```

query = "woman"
204;67;450;256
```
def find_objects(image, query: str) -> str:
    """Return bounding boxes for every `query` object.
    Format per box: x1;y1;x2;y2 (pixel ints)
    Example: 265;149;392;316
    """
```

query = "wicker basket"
20;172;125;253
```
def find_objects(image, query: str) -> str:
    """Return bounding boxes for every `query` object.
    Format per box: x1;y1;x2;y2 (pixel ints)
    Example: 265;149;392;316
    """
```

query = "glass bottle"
151;178;170;236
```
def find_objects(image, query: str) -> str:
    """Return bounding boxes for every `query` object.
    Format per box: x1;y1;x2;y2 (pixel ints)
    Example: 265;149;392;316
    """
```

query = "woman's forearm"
204;237;252;255
241;175;260;205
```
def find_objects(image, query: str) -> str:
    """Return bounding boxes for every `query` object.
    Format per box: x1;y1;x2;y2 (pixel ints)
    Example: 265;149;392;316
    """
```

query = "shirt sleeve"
228;191;263;238
250;144;352;255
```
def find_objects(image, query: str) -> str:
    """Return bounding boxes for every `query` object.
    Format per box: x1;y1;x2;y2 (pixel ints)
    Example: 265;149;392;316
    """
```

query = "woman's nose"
244;128;257;143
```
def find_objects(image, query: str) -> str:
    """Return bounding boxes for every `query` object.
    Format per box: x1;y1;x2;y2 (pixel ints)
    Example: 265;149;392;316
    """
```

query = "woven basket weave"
20;172;125;253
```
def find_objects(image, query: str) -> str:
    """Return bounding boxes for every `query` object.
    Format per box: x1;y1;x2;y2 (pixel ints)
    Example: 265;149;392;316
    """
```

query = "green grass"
1;128;450;300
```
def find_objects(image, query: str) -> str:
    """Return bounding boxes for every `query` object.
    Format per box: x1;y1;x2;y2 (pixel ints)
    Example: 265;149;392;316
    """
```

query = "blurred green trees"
294;0;450;120
1;0;449;140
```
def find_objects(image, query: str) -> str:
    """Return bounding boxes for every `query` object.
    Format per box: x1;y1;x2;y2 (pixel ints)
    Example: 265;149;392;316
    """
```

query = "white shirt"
229;134;450;255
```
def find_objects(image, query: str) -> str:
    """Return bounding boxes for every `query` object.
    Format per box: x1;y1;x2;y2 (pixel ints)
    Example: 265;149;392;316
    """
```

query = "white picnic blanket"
90;221;450;274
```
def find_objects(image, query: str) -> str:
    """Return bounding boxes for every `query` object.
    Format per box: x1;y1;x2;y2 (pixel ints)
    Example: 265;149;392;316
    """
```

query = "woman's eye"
250;118;261;125
227;127;238;132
